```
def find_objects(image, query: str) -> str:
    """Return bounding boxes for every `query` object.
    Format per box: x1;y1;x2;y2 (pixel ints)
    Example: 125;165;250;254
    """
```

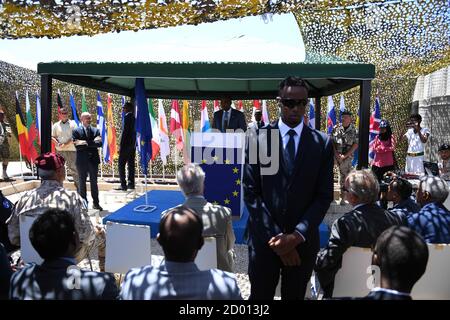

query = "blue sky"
0;13;305;71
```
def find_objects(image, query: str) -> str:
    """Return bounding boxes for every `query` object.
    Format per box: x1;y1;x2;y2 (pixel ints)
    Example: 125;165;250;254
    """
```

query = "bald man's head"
157;206;204;262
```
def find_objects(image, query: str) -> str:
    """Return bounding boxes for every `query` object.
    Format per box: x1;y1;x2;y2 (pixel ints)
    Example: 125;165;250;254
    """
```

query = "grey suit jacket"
183;197;236;272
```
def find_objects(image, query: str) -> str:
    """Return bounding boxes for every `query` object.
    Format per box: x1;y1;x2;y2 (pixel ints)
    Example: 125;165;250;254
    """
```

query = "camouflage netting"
0;0;449;177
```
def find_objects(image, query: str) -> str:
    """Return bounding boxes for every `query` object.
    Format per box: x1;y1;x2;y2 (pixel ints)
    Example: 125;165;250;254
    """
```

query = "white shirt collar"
353;203;367;210
371;287;411;297
278;118;303;138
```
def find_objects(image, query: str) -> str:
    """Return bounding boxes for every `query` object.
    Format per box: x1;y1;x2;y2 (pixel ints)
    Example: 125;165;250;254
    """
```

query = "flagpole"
162;164;165;181
149;160;152;181
144;174;148;205
111;161;114;180
18;144;24;178
100;149;103;180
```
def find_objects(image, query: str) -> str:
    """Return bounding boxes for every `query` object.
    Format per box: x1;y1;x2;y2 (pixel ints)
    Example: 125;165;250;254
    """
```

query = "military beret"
341;110;353;116
438;143;450;151
34;152;65;171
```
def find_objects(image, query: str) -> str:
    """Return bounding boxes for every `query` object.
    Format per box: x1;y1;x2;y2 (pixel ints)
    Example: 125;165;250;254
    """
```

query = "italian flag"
147;98;160;161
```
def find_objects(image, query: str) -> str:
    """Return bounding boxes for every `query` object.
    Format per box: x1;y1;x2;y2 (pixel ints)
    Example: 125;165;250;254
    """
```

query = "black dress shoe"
93;204;103;211
114;186;127;191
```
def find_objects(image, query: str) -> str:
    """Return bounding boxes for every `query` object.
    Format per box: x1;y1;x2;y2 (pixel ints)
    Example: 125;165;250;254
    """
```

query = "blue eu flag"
135;78;153;175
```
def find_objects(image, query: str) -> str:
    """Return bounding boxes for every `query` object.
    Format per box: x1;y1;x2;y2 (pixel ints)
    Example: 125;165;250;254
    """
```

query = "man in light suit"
212;97;247;132
175;163;236;272
9;209;118;300
248;109;265;131
243;76;334;300
120;206;242;300
72;112;103;211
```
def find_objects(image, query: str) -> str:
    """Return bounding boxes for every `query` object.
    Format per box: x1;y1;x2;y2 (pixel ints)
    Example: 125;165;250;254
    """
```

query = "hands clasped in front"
268;232;304;267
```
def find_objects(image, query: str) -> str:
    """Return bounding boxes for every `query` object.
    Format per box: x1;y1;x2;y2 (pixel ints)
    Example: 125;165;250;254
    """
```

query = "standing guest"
212;97;247;132
0;110;12;181
363;226;428;300
52;107;79;190
72;112;103;211
10;209;118;300
438;143;450;180
372;120;396;182
120;206;242;300
404;114;430;175
174;164;236;272
315;169;405;298
248;109;265;131
115;102;136;191
243;76;334;299
331;110;359;205
7;152;105;270
407;175;450;243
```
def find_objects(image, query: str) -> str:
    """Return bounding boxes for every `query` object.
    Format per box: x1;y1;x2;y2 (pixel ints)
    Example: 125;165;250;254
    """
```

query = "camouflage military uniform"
331;123;358;200
0;121;11;161
7;180;105;270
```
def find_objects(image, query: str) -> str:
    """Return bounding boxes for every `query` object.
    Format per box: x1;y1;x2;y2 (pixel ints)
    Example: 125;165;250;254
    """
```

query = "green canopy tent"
37;58;375;167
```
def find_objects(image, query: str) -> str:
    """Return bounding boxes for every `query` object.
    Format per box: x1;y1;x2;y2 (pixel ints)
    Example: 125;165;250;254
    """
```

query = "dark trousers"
372;165;396;182
77;161;99;205
248;237;319;300
118;149;135;188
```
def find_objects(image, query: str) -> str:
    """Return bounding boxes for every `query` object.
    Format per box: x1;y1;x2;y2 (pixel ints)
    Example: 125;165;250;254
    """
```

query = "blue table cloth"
103;190;330;246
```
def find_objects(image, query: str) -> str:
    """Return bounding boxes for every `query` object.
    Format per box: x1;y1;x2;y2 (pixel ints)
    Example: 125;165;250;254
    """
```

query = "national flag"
96;92;109;163
308;98;315;129
261;100;270;124
158;99;170;165
200;100;211;132
251;99;261;122
339;95;346;123
182;100;191;163
169;100;183;151
106;94;118;162
57;90;64;121
148;98;161;160
81;88;88;113
327;96;337;135
369;96;382;163
36;91;41;145
135;78;153;175
15;92;29;162
69;91;81;126
213;100;220;112
236;100;243;112
25;91;38;162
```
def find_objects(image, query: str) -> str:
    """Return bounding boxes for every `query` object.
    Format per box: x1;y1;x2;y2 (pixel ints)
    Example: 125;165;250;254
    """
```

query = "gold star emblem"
235;179;241;185
232;191;239;197
212;201;219;205
225;159;231;164
141;140;145;146
201;159;207;164
224;198;231;204
213;156;219;162
232;167;239;174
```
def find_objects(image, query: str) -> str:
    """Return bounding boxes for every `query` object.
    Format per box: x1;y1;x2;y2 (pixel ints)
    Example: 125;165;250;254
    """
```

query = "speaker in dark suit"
243;77;334;299
116;102;136;191
212;98;247;132
72;112;103;210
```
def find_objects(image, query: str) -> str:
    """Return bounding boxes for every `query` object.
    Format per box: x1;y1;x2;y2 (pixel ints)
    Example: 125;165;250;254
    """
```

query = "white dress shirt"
278;118;304;157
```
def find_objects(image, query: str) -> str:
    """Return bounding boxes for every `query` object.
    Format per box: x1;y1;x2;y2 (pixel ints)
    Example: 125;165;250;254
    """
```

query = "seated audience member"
9;209;118;300
0;243;13;300
407;175;450;243
438;143;450;180
386;177;421;218
0;190;16;253
364;226;428;300
6;152;106;270
120;206;242;300
314;169;405;298
175;163;235;272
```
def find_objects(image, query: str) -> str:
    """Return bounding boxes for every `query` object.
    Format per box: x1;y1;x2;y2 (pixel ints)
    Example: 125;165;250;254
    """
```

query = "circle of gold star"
224;198;231;204
225;159;231;164
235;179;241;185
232;191;239;197
232;167;239;174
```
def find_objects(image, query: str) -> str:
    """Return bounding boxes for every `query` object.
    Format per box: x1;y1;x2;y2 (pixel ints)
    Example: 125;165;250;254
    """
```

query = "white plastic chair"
332;247;375;298
412;244;450;300
195;237;217;271
105;222;152;274
19;215;44;265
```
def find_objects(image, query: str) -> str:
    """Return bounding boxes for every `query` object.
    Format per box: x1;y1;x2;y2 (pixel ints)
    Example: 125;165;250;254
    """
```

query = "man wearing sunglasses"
243;76;334;300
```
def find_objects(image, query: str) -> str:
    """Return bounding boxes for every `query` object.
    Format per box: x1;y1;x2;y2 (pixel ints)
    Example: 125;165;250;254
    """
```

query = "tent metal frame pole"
40;75;52;154
357;80;371;169
314;96;321;131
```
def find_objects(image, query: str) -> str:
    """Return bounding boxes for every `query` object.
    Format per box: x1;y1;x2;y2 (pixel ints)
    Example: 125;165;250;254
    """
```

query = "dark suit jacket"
362;290;412;300
72;126;102;165
120;112;136;153
243;122;334;251
9;258;118;300
212;109;247;132
315;204;406;297
0;243;12;300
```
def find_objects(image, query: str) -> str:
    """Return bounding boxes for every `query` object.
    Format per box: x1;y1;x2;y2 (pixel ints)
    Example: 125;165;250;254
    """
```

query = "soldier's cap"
34;152;65;171
341;110;352;116
438;143;450;152
379;120;390;128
